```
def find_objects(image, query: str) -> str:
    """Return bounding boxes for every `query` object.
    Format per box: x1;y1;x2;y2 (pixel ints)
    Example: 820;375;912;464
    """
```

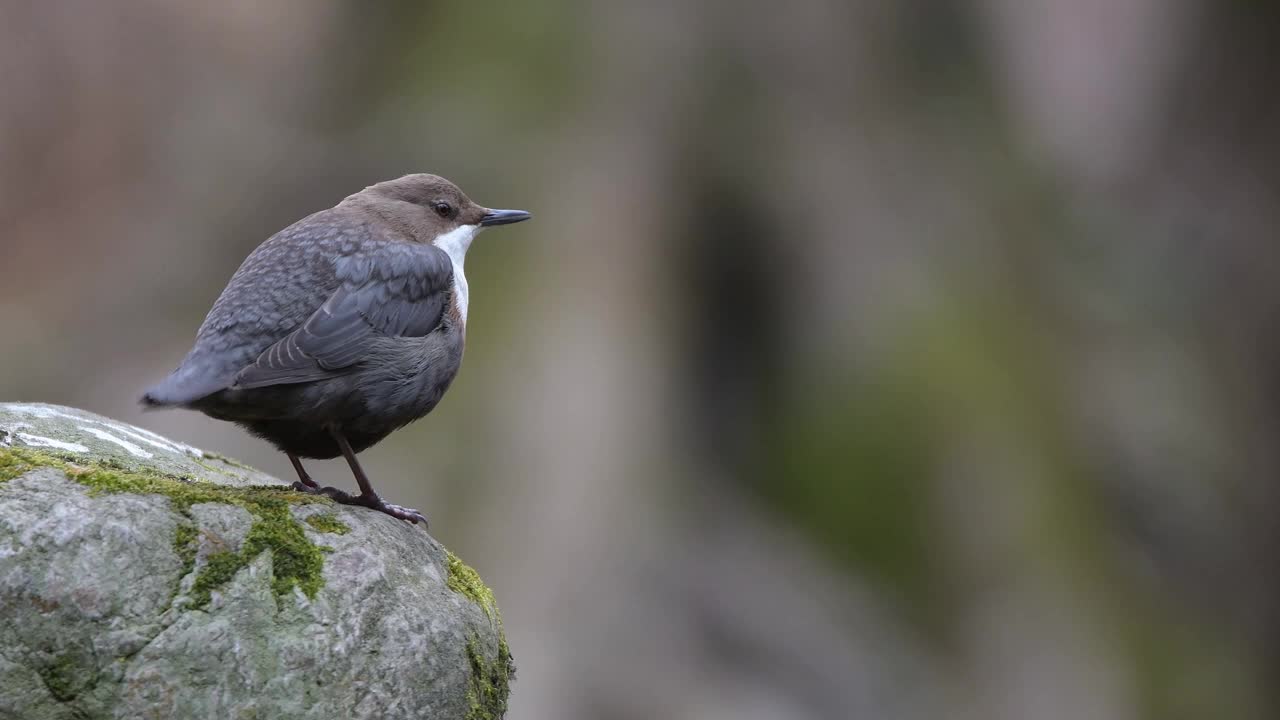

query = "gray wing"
232;241;454;390
143;211;357;406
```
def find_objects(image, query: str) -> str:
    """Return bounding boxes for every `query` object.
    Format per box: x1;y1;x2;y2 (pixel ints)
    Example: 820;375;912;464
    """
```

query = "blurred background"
1;1;1278;718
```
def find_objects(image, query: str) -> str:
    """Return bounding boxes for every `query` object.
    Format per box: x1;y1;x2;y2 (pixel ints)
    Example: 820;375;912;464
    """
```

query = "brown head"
347;173;530;325
344;173;531;249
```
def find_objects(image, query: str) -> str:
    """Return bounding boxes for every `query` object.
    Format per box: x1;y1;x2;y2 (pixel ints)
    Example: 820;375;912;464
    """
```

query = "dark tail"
139;390;167;409
140;363;229;409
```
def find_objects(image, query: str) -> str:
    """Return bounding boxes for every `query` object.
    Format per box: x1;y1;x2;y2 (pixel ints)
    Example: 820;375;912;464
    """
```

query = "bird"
141;173;531;525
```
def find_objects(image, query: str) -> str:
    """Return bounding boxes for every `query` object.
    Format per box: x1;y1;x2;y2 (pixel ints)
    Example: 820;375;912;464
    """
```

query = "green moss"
446;549;499;620
189;551;244;608
36;653;95;703
447;550;514;719
465;633;515;720
305;513;351;535
0;445;40;481
0;446;332;608
174;523;199;578
39;656;77;701
244;500;326;598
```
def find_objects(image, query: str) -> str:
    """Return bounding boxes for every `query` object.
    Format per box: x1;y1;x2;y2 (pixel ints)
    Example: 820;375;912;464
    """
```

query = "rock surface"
0;403;512;720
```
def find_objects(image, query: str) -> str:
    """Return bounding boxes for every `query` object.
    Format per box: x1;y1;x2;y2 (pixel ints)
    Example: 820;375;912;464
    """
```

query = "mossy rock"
0;403;512;720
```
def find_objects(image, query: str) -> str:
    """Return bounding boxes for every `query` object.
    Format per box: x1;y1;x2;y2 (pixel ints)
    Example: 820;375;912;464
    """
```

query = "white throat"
433;223;482;323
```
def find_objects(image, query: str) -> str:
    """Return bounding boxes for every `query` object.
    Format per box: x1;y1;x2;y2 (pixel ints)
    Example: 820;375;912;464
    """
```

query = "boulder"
0;403;512;720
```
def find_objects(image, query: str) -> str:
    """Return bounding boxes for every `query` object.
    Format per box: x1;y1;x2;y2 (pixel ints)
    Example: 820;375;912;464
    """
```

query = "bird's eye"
432;201;452;218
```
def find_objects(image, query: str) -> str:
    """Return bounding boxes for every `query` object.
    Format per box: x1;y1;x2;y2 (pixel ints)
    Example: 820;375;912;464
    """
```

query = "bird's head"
354;173;531;258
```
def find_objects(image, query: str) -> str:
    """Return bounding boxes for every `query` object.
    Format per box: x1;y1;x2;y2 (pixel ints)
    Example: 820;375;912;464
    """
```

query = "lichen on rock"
465;632;516;720
0;403;513;719
305;512;351;534
0;443;331;609
446;550;515;720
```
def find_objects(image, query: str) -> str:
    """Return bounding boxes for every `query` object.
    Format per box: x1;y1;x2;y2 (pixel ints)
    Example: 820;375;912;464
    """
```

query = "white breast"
432;224;482;323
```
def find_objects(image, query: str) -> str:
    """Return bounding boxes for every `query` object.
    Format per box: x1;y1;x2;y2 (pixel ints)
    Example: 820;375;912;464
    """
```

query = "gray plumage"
142;174;531;523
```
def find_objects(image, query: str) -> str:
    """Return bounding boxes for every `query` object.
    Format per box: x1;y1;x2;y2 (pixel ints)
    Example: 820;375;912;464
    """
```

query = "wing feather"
233;243;454;390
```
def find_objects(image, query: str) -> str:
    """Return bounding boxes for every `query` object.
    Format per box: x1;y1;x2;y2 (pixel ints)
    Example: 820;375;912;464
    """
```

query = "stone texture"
0;402;279;487
0;403;511;720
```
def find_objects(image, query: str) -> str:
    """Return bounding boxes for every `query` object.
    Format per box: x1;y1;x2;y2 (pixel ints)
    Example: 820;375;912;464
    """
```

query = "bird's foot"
290;482;428;526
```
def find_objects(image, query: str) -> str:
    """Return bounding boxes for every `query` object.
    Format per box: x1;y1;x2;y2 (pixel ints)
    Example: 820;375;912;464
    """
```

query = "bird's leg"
332;431;379;500
288;453;320;490
318;428;428;526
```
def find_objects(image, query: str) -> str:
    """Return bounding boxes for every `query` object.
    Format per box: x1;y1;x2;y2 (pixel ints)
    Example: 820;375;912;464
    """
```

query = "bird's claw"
290;482;428;526
376;502;429;526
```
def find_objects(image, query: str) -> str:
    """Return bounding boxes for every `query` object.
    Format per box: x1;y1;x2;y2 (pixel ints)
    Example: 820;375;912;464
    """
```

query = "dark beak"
480;208;532;227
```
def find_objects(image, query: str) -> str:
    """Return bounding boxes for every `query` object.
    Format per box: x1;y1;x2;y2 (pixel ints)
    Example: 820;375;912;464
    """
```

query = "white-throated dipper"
141;174;531;524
